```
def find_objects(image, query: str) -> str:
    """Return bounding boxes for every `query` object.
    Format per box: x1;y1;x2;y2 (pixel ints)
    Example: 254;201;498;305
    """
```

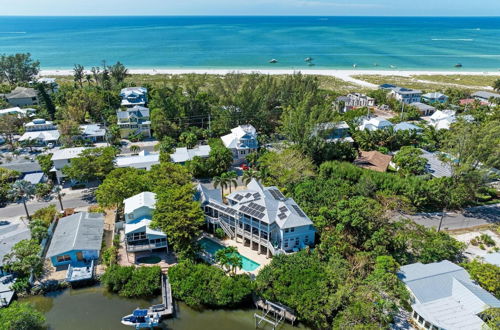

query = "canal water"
21;285;307;330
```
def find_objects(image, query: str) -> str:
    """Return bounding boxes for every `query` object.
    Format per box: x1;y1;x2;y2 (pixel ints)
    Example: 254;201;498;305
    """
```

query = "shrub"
479;234;496;247
88;205;106;213
101;265;161;298
462;260;500;298
31;204;58;226
0;301;46;330
214;228;226;240
101;246;118;267
169;261;253;308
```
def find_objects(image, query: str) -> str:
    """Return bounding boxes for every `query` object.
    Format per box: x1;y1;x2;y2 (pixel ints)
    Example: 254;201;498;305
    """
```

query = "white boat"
121;309;160;328
304;57;313;62
269;59;278;63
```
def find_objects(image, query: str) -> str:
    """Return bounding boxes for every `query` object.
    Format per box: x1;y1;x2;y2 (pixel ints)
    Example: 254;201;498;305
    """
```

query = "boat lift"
254;299;296;330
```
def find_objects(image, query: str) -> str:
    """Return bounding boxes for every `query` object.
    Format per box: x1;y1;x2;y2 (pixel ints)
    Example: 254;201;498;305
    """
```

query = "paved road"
0;189;96;219
398;203;500;231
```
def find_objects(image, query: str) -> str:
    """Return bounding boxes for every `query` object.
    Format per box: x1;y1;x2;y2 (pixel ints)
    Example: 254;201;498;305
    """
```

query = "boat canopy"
133;309;148;317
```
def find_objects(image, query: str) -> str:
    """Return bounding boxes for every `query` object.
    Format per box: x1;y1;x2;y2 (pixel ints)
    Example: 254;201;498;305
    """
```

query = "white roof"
120;87;147;96
221;124;257;149
115;150;159;168
50;147;88;161
170;145;211;163
37;77;57;84
19;130;60;142
124;192;156;215
394;122;423;132
124;219;166;237
358;116;393;131
430;110;456;122
80;124;106;137
0;107;35;116
423;92;447;99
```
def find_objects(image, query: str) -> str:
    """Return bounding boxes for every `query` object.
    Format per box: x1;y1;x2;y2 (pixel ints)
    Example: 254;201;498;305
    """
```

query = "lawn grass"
412;74;500;88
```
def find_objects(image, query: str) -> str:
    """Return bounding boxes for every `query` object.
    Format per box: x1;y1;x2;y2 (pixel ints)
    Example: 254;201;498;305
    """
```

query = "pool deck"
202;234;271;275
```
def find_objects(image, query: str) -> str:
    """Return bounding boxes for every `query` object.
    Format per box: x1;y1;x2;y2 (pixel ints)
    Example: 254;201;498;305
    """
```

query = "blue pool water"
199;237;260;272
1;16;500;71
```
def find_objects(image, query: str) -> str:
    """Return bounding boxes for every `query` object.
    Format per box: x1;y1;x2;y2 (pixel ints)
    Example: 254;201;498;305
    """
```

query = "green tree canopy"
2;239;43;278
62;147;118;182
393;146;427;176
0;301;45;330
0;53;40;84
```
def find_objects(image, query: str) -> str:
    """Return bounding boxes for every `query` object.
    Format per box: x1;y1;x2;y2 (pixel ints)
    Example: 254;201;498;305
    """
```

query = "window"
413;311;418;319
431;326;438;330
304;236;309;243
240;150;246;155
424;321;431;329
290;228;295;232
284;239;289;248
418;316;424;324
285;229;289;233
295;238;299;246
56;255;71;262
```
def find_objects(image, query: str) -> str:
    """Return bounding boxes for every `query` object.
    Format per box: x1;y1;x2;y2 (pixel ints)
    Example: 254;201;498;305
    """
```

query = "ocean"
1;16;500;71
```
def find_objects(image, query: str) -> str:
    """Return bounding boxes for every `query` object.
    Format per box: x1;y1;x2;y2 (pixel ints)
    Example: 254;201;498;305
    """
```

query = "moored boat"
121;309;160;328
269;59;278;63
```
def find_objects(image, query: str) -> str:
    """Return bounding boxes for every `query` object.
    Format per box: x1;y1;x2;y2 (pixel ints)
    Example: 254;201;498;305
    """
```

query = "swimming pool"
199;237;260;272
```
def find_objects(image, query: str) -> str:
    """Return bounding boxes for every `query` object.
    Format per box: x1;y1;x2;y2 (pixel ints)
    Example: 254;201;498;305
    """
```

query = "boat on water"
121;308;161;328
455;63;463;68
269;59;278;63
352;64;357;68
304;57;313;62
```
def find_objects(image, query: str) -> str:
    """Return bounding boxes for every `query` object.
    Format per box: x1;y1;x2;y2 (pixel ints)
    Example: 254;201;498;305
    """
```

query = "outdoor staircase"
217;218;235;238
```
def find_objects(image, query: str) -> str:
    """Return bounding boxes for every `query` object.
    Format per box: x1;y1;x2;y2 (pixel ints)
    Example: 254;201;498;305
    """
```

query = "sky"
0;0;499;16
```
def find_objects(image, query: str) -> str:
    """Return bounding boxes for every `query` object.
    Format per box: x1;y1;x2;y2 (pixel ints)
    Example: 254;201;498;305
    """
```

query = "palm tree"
222;171;238;194
53;185;65;211
246;152;260;168
129;145;141;154
215;246;242;275
213;176;229;200
9;180;35;220
243;169;260;186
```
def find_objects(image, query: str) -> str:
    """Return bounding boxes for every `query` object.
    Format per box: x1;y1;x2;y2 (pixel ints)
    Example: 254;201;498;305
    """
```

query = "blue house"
46;212;104;267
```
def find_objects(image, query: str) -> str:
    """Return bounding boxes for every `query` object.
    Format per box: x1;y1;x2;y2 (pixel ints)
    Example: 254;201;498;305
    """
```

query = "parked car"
240;163;249;171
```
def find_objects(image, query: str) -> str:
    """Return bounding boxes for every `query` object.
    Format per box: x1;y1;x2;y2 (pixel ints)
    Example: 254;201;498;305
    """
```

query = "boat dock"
254;299;297;329
147;273;174;319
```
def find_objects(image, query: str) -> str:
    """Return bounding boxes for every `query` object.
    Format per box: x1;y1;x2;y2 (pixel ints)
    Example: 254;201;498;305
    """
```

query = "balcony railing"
126;241;167;252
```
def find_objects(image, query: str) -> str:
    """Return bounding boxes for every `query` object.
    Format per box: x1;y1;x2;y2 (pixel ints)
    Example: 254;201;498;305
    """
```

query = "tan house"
354;150;393;172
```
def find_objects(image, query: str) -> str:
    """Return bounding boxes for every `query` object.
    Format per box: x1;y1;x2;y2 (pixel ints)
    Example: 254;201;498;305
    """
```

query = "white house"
4;87;38;107
0;107;36;118
50;147;88;183
221;124;258;164
358;116;393;131
116;106;151;138
123;192;167;253
115;150;160;170
120;87;147;108
197;179;316;257
393;122;423;132
422;92;448;104
19;119;60;146
386;86;422;104
170;145;211;164
37;77;59;93
79;124;106;142
429;110;457;130
398;261;500;330
336;93;375;112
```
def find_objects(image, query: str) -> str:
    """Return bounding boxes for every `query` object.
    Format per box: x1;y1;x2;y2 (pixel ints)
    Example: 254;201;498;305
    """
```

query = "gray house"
398;260;500;330
4;87;38;107
197;179;316;257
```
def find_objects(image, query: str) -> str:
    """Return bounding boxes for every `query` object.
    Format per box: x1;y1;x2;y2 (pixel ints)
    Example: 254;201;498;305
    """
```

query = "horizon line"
1;15;500;18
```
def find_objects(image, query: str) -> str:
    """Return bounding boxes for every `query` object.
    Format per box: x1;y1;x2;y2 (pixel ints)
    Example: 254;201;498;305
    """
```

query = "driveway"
398;204;500;231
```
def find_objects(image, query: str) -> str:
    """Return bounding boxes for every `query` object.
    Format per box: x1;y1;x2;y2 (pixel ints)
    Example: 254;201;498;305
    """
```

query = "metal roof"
420;150;452;178
0;221;31;267
170;145;211;163
50;147;88;161
46;212;104;258
124;192;156;216
398;261;500;329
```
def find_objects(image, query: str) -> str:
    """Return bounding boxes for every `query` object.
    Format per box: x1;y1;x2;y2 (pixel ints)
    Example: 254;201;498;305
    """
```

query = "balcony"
126;240;167;252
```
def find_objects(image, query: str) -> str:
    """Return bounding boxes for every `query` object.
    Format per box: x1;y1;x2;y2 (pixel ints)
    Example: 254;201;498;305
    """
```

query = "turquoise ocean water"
1;16;499;71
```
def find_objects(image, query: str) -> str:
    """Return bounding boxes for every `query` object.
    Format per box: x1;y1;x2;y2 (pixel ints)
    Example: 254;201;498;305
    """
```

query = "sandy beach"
40;68;500;89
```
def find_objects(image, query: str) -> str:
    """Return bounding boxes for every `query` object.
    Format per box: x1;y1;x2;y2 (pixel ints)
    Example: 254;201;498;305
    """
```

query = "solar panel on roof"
234;194;243;201
291;205;306;217
258;205;266;212
245;193;252;198
256;212;264;220
278;213;287;220
269;188;285;200
279;206;288;213
253;193;260;198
